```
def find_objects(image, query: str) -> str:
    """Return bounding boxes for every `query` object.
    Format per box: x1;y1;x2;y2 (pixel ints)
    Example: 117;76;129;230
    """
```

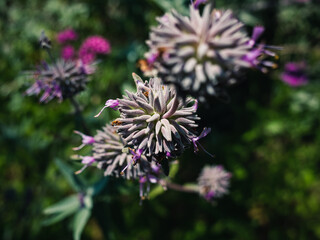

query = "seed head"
197;165;231;200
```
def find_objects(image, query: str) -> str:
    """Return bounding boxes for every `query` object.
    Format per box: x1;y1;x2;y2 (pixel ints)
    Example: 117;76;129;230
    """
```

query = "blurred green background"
1;0;320;239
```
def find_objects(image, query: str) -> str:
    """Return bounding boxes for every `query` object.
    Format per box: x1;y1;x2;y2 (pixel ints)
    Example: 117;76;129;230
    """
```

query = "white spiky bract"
115;73;200;160
93;124;151;179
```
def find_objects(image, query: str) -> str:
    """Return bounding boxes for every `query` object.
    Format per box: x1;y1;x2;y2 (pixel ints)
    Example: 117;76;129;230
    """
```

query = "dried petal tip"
94;99;119;117
197;165;231;201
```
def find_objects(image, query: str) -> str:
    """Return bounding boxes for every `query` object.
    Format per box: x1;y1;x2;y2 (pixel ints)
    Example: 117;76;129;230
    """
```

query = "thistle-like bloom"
26;32;101;103
74;124;154;179
281;62;308;87
145;5;277;101
97;73;202;165
57;29;78;44
26;59;90;102
197;165;231;201
79;36;111;64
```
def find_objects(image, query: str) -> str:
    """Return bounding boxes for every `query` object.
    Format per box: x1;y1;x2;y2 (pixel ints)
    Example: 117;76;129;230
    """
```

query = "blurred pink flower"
61;45;75;60
79;36;110;64
57;29;78;44
281;62;308;87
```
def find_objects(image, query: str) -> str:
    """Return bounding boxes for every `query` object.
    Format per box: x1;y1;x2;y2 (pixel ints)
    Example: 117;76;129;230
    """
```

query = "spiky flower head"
26;31;111;103
26;59;90;102
145;4;277;101
197;165;231;200
95;74;208;174
73;124;154;180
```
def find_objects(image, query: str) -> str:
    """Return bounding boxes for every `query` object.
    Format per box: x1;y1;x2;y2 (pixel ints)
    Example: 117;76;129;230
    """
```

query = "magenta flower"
242;26;278;72
73;131;95;150
94;99;119;117
61;45;75;61
79;36;111;64
57;29;78;44
281;62;308;87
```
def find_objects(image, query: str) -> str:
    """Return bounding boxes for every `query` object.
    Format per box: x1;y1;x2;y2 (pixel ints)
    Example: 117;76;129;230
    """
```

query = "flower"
75;156;96;174
281;62;308;87
73;131;95;150
79;36;111;64
139;162;162;200
96;73;201;166
145;5;277;101
26;32;98;103
25;59;90;103
74;124;153;179
192;127;213;157
94;99;119;117
57;29;78;44
197;165;231;201
61;45;75;61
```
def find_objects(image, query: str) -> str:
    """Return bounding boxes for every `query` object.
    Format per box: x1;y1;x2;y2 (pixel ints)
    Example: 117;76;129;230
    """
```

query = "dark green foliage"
0;0;319;239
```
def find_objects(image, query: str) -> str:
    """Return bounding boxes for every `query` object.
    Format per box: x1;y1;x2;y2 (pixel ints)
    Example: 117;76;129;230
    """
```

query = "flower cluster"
144;4;278;101
197;165;231;201
73;123;165;201
26;30;110;103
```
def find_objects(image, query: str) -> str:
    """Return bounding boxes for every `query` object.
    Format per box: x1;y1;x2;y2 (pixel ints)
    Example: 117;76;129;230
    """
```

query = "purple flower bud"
94;99;119;117
75;156;96;174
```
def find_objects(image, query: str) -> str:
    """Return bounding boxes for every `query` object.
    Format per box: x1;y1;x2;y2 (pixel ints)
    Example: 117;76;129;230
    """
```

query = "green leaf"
43;195;80;215
42;208;77;226
73;208;91;240
55;158;84;192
